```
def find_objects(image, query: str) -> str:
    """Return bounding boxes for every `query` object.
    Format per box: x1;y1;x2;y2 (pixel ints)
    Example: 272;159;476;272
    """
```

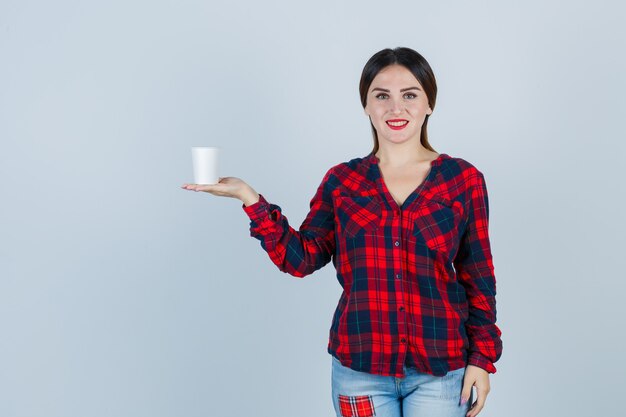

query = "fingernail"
461;397;467;405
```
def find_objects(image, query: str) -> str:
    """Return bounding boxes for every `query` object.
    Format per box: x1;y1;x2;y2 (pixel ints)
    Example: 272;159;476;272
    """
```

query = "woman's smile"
386;119;409;130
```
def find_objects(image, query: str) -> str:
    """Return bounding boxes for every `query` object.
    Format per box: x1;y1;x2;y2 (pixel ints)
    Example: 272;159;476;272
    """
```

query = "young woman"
182;47;502;417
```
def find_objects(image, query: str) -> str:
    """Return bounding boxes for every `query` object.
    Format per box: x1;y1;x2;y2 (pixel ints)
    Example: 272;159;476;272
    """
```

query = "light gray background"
1;1;624;416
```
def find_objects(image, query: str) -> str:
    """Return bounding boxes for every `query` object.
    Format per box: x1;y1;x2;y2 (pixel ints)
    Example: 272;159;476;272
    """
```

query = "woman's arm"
182;168;337;278
453;171;503;374
240;168;337;277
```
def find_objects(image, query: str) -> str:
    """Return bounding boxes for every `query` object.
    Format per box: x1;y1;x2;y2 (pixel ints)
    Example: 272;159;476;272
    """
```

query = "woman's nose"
389;99;403;114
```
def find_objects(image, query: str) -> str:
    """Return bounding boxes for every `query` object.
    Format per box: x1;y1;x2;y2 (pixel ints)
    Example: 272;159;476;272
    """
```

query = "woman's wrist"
241;188;260;206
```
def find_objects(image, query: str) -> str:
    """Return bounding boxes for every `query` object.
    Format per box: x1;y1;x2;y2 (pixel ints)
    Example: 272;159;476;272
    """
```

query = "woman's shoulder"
441;153;485;178
314;155;374;193
323;154;371;175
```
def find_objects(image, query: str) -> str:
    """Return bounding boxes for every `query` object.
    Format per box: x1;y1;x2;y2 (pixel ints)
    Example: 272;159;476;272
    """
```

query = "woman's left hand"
461;364;490;417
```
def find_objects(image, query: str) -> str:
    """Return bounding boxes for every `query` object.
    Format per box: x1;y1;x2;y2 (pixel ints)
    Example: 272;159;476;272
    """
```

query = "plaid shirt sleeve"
241;168;336;277
453;171;503;373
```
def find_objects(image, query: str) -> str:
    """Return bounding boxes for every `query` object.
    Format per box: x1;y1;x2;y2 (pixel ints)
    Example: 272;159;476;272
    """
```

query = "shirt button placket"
392;207;408;375
393;227;408;373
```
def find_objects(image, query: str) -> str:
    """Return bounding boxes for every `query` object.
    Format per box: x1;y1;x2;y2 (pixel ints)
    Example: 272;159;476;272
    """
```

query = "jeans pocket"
440;367;465;400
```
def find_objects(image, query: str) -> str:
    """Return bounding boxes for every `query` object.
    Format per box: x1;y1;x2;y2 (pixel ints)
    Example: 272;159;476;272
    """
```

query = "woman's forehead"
370;65;421;89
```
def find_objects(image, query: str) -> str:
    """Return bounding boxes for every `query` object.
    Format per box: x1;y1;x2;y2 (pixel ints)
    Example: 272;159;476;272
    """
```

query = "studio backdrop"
1;1;624;416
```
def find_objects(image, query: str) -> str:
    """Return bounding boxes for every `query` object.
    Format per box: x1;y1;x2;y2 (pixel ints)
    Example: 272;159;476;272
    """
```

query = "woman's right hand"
181;177;260;206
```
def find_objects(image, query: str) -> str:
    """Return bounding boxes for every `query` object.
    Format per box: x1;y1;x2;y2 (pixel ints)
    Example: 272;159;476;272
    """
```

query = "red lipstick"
386;119;409;130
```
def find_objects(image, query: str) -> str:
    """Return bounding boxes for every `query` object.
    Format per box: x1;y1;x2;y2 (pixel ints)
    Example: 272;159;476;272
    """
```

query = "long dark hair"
359;47;438;156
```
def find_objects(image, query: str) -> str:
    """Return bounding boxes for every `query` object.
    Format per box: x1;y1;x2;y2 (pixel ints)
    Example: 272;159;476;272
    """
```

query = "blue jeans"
331;356;472;417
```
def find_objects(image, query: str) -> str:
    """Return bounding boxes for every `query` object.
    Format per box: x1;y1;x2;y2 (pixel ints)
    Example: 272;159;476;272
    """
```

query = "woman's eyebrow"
371;86;422;93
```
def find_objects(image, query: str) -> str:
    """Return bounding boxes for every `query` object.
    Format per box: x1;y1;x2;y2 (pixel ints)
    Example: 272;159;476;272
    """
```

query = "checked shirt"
241;151;502;377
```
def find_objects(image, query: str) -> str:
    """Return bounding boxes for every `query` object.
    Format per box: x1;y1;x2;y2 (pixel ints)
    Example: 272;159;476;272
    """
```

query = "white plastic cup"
191;147;220;184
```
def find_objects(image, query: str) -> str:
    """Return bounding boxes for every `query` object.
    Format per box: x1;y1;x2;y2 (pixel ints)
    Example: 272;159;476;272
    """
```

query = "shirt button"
399;306;404;312
401;337;407;343
394;241;400;247
396;273;401;279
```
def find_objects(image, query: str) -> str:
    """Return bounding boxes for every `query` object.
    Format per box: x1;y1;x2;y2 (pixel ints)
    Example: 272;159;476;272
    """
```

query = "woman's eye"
375;93;388;99
404;93;417;99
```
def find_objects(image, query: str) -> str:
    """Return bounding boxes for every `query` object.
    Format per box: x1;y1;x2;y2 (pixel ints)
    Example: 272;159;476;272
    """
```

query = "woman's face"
364;64;432;147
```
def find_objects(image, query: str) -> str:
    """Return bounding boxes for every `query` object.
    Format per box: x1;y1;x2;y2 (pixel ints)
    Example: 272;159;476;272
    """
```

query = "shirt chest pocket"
412;195;464;258
335;194;382;239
